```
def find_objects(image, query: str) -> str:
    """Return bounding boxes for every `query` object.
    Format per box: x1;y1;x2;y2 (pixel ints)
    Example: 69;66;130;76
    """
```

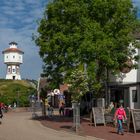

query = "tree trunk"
42;100;46;118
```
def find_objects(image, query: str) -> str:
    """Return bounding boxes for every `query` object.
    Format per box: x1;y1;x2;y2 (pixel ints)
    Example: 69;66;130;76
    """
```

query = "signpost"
92;107;105;127
128;109;140;133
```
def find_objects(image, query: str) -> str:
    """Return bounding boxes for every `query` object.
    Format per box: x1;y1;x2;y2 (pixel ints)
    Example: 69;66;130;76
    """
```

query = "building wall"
6;73;21;80
122;69;137;83
122;48;139;83
110;48;139;83
4;52;23;64
109;45;140;109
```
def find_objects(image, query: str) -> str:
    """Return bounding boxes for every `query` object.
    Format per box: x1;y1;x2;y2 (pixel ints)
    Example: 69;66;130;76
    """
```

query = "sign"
120;59;133;73
58;94;65;100
128;109;140;133
54;89;60;95
92;107;106;127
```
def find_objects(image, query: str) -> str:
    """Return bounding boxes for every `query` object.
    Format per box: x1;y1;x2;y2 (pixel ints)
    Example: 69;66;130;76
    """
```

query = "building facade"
109;40;140;109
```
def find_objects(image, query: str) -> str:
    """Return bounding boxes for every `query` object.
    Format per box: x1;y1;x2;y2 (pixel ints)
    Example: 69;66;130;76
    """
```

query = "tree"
39;78;52;117
34;0;140;96
40;88;47;117
65;68;89;132
66;68;89;102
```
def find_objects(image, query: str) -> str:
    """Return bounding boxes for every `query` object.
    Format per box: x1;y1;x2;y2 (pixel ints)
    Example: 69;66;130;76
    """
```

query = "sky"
0;0;48;80
0;0;139;80
133;0;140;17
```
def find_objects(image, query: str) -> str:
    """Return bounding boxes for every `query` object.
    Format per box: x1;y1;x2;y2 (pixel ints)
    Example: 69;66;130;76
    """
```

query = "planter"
72;101;80;132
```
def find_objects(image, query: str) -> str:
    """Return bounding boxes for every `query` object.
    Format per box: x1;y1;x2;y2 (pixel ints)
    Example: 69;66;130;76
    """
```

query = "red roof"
2;48;24;54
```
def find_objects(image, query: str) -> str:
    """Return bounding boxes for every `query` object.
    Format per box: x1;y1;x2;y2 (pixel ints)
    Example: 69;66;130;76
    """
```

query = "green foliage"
39;78;52;103
34;0;140;96
66;69;89;102
40;88;47;100
0;80;35;107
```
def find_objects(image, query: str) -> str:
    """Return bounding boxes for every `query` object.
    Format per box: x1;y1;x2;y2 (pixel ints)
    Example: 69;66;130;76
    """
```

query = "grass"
0;79;36;106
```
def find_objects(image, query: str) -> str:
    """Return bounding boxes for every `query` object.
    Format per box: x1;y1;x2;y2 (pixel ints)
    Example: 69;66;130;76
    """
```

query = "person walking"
47;105;54;117
0;104;3;124
59;102;65;116
113;103;127;135
13;102;17;109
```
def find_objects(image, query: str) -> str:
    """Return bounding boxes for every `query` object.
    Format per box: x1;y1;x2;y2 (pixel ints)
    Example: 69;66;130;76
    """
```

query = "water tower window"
13;56;15;58
13;69;15;72
17;67;19;73
7;56;8;58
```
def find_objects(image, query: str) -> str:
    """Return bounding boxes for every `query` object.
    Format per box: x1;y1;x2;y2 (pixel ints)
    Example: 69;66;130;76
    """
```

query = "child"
114;104;127;135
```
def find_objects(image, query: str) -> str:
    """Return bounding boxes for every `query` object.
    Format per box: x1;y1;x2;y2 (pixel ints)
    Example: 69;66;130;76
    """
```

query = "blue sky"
0;0;139;80
133;0;140;17
0;0;47;80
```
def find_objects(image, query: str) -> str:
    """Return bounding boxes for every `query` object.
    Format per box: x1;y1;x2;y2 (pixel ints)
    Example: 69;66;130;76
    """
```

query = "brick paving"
38;114;140;140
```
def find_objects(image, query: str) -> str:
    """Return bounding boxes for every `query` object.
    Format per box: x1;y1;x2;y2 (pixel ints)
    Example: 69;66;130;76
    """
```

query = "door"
13;76;15;80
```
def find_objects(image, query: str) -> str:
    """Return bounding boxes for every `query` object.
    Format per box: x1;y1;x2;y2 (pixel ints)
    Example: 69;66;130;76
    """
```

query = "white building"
108;37;140;109
2;42;24;80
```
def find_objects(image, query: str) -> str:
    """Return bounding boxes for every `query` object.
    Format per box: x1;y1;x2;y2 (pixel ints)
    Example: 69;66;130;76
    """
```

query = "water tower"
2;42;24;80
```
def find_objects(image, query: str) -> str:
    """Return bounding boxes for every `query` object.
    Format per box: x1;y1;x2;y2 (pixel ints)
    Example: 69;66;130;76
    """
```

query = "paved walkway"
0;111;101;140
1;109;140;140
38;109;140;140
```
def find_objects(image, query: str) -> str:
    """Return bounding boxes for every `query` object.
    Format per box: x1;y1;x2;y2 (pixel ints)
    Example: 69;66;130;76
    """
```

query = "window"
132;90;137;102
13;56;15;58
17;67;19;73
8;68;10;72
